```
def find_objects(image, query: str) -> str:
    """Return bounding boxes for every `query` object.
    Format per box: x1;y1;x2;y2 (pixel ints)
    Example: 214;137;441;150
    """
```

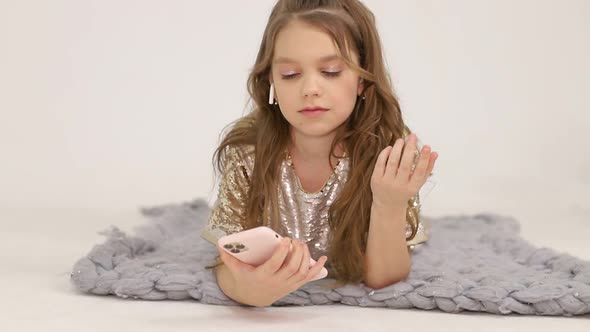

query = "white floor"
2;194;589;332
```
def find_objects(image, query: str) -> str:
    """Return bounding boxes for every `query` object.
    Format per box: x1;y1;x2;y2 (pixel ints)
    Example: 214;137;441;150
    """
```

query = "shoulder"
222;144;254;161
223;143;255;177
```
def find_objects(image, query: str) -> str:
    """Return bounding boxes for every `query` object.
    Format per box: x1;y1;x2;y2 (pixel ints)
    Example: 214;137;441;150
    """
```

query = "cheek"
275;85;297;106
334;80;359;107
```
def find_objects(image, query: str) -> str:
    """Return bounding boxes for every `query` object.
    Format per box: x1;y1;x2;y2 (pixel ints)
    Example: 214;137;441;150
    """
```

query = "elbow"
364;262;411;290
365;272;409;290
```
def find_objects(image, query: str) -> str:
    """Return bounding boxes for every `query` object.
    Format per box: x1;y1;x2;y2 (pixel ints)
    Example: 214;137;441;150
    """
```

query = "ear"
357;78;364;96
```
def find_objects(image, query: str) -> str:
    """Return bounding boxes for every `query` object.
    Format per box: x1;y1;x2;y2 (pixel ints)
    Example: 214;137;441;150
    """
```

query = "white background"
1;0;589;215
1;0;589;330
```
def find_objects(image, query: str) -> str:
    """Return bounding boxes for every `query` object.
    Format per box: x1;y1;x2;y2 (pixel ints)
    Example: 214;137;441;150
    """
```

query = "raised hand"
370;133;438;210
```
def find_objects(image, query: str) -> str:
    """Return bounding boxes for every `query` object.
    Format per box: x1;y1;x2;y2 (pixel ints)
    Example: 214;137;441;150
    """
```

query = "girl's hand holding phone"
217;237;328;307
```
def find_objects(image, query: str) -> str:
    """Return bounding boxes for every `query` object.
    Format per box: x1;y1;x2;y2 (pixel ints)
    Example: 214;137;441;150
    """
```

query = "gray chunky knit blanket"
70;198;590;316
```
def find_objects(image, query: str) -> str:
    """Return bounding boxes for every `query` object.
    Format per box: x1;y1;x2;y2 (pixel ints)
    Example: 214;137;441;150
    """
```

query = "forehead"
272;21;345;65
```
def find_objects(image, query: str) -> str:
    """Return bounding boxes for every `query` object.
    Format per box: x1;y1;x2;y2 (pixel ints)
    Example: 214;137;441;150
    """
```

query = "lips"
299;106;328;112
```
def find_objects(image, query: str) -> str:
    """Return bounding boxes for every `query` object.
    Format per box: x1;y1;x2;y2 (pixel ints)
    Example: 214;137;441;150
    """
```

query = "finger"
385;138;404;178
278;239;305;280
303;255;328;284
426;152;438;175
287;241;310;284
397;134;418;181
260;237;291;275
372;146;392;179
409;145;432;188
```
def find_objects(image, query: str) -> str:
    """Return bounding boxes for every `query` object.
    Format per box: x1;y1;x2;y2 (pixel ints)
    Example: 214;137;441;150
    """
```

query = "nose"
301;74;321;98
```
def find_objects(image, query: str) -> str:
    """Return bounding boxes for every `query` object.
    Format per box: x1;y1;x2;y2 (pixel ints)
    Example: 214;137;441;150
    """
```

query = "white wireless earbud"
268;83;275;105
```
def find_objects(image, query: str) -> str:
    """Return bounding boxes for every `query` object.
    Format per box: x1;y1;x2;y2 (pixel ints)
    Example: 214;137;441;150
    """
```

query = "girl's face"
270;21;363;139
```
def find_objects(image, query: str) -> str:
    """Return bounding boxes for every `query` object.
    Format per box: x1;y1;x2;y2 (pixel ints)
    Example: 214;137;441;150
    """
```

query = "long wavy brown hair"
212;0;420;284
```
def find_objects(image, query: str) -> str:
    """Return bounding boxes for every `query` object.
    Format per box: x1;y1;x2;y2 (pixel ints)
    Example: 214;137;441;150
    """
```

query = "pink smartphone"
218;226;328;281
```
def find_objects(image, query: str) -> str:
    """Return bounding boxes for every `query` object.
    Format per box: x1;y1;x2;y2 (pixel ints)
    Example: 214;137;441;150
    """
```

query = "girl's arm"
215;263;266;306
363;202;411;289
365;132;436;289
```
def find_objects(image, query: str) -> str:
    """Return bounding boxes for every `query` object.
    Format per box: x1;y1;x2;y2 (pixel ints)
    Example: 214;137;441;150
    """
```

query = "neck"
288;130;345;164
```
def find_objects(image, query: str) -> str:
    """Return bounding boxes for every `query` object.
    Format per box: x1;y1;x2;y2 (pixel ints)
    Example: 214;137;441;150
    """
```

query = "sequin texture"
200;144;429;260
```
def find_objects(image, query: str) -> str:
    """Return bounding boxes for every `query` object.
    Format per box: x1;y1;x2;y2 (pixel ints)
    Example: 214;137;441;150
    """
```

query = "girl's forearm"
363;203;411;289
214;264;270;307
215;264;250;305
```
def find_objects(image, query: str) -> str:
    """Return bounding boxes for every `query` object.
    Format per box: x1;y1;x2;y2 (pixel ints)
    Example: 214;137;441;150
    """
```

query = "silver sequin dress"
200;144;430;261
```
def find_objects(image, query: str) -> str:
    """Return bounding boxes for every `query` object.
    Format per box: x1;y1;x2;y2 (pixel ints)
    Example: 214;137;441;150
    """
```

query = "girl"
201;0;438;307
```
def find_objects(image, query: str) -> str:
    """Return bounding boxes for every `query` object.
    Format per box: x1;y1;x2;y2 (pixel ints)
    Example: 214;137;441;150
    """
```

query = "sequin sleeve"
200;145;250;245
405;192;430;247
403;127;431;247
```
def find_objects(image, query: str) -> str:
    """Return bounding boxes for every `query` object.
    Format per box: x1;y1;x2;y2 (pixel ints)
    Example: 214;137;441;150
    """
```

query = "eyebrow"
272;54;341;64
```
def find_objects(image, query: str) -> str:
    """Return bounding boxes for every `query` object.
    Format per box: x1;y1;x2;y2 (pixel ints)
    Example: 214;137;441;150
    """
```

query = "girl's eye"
281;73;299;80
281;71;342;80
323;71;341;78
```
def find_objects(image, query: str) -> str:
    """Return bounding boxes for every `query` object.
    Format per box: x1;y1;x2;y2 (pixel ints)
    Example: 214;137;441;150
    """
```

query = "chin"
292;126;340;138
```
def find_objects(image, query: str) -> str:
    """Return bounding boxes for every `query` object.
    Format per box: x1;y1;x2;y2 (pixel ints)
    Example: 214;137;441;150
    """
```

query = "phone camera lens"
236;244;245;249
223;244;233;249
